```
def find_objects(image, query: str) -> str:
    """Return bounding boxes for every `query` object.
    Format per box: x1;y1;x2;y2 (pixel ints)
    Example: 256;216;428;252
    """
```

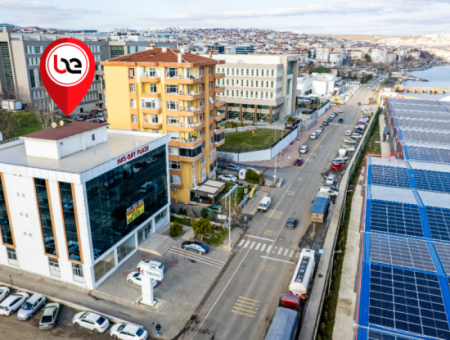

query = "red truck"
264;294;301;340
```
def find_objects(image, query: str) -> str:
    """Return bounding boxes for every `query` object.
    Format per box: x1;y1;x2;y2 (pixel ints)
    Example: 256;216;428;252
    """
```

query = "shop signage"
116;145;150;166
126;199;145;224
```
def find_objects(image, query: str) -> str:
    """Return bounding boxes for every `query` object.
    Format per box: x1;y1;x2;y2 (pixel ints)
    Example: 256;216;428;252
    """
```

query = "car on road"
137;260;165;273
326;174;335;185
320;186;339;196
331;163;344;171
355;127;364;134
343;138;357;145
346;145;356;152
0;292;29;316
339;109;344;113
182;240;209;255
323;184;338;191
322;120;329;126
73;312;110;333
39;303;60;330
326;117;333;123
310;132;318;140
286;218;298;229
338;118;344;123
331;159;346;165
294;158;303;166
335;155;349;161
300;145;309;154
345;130;352;136
0;287;9;302
218;174;237;182
351;133;363;139
110;323;149;340
207;205;222;214
17;293;45;320
358;102;362;106
226;164;240;172
127;272;157;287
317;125;324;132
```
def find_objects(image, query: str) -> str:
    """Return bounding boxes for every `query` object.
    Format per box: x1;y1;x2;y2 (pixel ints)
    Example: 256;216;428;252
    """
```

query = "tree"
0;107;17;140
200;208;209;219
364;54;372;62
169;222;183;237
192;217;211;241
30;89;56;131
312;66;331;74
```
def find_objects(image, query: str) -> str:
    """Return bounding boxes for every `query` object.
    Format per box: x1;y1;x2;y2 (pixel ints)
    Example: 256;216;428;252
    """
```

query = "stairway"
138;234;176;257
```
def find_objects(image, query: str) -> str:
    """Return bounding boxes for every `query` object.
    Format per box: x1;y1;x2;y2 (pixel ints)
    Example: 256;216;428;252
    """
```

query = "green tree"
201;207;209;219
245;169;259;181
169;222;183;237
312;66;331;74
364;53;372;62
192;217;211;241
178;206;187;216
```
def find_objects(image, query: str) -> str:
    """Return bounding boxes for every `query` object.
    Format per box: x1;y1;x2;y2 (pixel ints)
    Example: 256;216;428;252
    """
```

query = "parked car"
320;186;339;196
331;159;346;165
218;174;237;182
294;158;303;166
343;138;357;145
137;260;165;273
317;125;324;132
73;312;110;333
0;287;9;302
338;118;344;123
322;120;329;126
346;145;356;152
351;133;363;139
345;130;352;136
326;174;335;185
286;218;298;229
310;132;318;140
110;323;149;340
127;272;157;287
39;303;60;330
331;163;344;170
358;102;362;106
0;292;29;316
339;109;344;113
181;241;209;255
207;205;222;214
335;155;349;161
323;184;338;191
300;145;309;154
17;293;45;320
326;117;333;123
226;164;240;172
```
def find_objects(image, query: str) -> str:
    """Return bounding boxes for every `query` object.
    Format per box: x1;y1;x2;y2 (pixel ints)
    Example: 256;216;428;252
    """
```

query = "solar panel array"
368;330;422;340
371;165;411;188
406;146;450;164
395;111;450;121
401;130;450;145
413;169;450;193
425;206;450;242
398;120;450;131
434;242;450;275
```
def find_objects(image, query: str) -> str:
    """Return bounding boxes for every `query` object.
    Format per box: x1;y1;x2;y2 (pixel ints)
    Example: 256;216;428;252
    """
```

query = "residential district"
0;22;450;340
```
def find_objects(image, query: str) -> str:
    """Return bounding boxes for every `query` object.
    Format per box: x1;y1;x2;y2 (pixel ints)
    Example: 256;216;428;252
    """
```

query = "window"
147;68;157;77
265;92;268;99
200;99;204;107
200;84;203;92
92;134;95;141
130;99;136;108
167;116;178;125
170;174;181;185
246;91;249;98
110;46;124;58
209;110;212;118
251;69;254;76
137;221;153;245
151;115;158;123
231;80;234;86
34;46;40;54
117;234;136;263
232;90;234;97
150;84;157;93
226;90;229;96
210;151;213;159
169;146;179;155
166;67;177;78
270;92;273;99
59;182;81;262
210;137;213;144
261;70;265;76
94;249;115;282
49;257;60;277
271;70;274;76
7;247;17;266
246;69;249;76
34;178;55;255
72;263;84;282
199;68;203;76
193;174;197;185
193;162;196;169
142;100;156;109
169;161;180;170
241;91;243;97
271;81;274;88
256;70;259;76
169;131;178;140
251;80;254;87
201;169;206;182
166;101;178;110
132;115;137;123
256;81;258;87
130;84;135;93
29;69;36;88
201;156;205;165
129;68;134;78
226;68;229;75
180;145;202;158
166;85;178;94
209;82;212;89
251;91;253;98
246;80;249;87
226;79;229;86
209;67;212;75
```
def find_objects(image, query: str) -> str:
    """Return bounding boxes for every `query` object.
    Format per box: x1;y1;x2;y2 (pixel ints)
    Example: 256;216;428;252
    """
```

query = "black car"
286;218;298;229
322;120;329;126
338;118;344;123
182;241;209;255
358;102;362;106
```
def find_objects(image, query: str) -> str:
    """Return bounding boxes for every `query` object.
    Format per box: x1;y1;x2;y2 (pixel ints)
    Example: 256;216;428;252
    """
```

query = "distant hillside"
310;34;421;41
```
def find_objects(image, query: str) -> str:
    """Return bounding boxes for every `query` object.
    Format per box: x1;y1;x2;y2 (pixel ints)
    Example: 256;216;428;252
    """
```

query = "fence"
304;118;318;132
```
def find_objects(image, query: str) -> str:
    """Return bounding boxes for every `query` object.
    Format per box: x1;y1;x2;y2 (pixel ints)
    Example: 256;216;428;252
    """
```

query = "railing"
0;137;19;145
168;122;202;128
142;72;159;78
177;75;203;80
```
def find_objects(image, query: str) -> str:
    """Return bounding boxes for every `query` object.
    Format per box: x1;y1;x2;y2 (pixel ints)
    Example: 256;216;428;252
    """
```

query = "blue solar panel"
433;242;450;275
371;166;411;189
370;201;424;237
413;170;450;193
425;207;450;242
369;265;450;339
368;330;418;340
407;146;450;164
402;131;450;145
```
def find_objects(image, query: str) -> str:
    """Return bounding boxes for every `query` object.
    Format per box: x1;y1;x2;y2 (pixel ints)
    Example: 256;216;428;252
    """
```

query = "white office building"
297;73;341;97
0;122;170;289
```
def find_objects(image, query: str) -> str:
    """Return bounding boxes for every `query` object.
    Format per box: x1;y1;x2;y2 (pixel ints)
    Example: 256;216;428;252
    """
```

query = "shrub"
169;222;183;237
201;207;209;219
192;217;211;239
178;207;187;216
287;116;295;122
245;169;259;181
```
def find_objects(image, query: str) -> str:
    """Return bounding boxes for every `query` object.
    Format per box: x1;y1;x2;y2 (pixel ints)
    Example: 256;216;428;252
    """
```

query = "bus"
289;249;315;297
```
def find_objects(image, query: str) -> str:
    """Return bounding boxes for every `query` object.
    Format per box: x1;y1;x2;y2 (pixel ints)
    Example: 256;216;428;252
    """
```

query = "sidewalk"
332;174;364;340
378;112;391;155
237;107;337;168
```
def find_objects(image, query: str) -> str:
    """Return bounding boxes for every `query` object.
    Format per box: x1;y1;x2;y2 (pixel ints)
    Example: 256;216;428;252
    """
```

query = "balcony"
165;75;205;85
143;121;162;129
166;106;205;117
171;136;204;148
141;73;160;83
166;121;205;132
142;108;161;114
215;138;225;147
214;126;225;134
141;92;161;99
214;87;225;94
166;91;205;101
214;72;225;79
213;99;226;107
214;112;226;122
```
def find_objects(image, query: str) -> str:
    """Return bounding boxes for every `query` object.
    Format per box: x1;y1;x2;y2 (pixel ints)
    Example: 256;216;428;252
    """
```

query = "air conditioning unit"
172;187;177;192
179;90;183;95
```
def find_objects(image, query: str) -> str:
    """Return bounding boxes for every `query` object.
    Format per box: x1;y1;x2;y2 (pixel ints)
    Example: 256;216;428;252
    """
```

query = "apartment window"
256;70;259;76
231;79;234;86
129;68;135;78
271;81;274;88
166;67;177;78
170;175;181;185
130;99;136;108
200;99;204;107
226;68;229;75
92;134;95;141
130;84;136;93
261;70;265;76
166;85;178;94
209;82;212;89
232;90;234;97
199;68;203;76
226;90;229;96
241;91;244;97
148;68;157;77
34;46;40;54
7;247;18;266
58;182;81;262
210;151;213;159
231;68;234;75
241;80;244;86
151;115;158;123
29;69;36;88
246;91;249;98
210;137;213;144
255;92;258;98
246;80;249;87
246;69;249;76
209;110;212;118
209;67;212;75
251;69;254;76
265;92;268;99
167;116;179;125
200;84;203;92
193;174;197;185
271;70;274;76
201;156;206;165
266;81;269;88
240;69;243;75
166;101;178;110
169;146;179;155
142;100;156;109
132;115;137;123
169;161;181;170
270;93;273;99
226;79;229;86
72;263;84;282
201;169;206;182
251;80;254;87
150;84;157;93
169;131;178;140
49;257;60;277
256;81;259;87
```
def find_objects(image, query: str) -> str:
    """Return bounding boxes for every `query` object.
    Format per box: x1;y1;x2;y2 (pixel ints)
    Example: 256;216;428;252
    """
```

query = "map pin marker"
40;38;95;116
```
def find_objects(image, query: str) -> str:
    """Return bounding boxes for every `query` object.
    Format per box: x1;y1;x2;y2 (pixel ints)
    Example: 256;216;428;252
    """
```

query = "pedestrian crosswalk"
238;239;300;260
266;209;284;219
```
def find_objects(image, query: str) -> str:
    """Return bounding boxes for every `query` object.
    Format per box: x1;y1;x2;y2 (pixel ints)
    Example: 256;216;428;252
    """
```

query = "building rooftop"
0;130;169;175
21;122;108;141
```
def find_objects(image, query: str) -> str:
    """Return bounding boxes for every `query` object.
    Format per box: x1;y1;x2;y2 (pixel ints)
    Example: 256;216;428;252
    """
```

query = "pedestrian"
156;323;161;337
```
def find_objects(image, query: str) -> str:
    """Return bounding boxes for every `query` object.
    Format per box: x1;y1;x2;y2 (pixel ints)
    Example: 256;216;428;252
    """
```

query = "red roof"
21;122;108;141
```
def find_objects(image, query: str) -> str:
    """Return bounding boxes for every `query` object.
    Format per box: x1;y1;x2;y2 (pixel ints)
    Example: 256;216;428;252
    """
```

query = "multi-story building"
315;47;330;62
329;53;344;66
0;122;170;289
0;27;176;115
101;47;225;204
210;54;299;123
370;48;387;63
224;45;254;55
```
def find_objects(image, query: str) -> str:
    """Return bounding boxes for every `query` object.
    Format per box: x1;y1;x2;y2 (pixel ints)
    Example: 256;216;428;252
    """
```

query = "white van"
258;197;272;212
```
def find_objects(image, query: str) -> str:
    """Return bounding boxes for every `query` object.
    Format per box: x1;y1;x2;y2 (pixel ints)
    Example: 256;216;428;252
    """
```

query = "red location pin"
40;38;95;116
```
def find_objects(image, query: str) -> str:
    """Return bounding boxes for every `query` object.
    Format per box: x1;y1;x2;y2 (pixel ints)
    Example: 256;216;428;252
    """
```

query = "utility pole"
274;129;277;183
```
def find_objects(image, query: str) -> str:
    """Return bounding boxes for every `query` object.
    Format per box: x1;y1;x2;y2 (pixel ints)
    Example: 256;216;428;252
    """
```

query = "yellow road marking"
287;191;295;196
237;300;257;306
231;310;255;317
263;230;276;237
297;177;303;181
232;306;257;314
235;302;256;308
239;296;260;302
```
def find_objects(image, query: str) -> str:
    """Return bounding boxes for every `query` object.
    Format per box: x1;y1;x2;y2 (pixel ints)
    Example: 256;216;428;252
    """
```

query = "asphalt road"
184;81;378;340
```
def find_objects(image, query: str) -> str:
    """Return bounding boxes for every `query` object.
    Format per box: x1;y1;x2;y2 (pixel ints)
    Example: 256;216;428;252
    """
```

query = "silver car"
73;312;110;333
17;293;45;320
39;302;60;330
0;292;29;316
300;145;309;154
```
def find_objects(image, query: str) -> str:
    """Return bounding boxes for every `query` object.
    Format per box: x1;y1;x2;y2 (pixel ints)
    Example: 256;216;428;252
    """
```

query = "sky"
1;0;450;35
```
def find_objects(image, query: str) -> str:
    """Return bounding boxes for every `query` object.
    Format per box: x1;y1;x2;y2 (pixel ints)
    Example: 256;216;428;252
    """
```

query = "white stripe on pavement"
238;239;245;247
277;247;283;255
283;248;289;256
244;240;251;248
250;242;256;249
295;251;299;258
255;243;261;251
247;235;275;242
266;245;272;253
260;244;266;252
260;256;295;264
289;250;294;257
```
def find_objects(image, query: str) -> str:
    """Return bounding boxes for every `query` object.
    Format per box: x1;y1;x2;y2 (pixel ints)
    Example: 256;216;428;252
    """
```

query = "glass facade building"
86;145;168;259
0;175;13;246
34;178;56;256
59;182;81;262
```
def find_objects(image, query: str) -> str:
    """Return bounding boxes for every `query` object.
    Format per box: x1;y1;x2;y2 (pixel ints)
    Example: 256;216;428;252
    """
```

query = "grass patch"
197;226;234;246
223;121;250;129
170;216;192;226
13;111;44;137
317;108;381;340
218;129;289;153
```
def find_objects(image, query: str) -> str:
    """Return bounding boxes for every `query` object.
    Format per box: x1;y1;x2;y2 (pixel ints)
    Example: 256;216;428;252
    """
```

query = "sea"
402;65;450;101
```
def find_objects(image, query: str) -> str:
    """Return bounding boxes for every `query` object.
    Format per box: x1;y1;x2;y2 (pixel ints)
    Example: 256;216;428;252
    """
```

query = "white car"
0;292;28;316
137;260;165;273
346;145;356;152
127;272;157;288
310;132;318;140
300;145;309;154
319;186;339;196
343;138;357;145
110;323;149;340
0;287;10;302
345;130;352;136
351;133;363;139
218;174;237;182
73;312;110;333
339;109;344;113
326;174;335;185
335;155;349;161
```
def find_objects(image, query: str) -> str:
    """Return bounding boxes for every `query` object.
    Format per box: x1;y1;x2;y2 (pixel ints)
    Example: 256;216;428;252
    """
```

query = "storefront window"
137;221;153;244
117;234;136;263
94;249;116;282
86;145;168;258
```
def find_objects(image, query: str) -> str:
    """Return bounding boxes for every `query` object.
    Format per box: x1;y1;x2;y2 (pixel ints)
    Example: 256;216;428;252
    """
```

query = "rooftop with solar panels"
357;98;450;340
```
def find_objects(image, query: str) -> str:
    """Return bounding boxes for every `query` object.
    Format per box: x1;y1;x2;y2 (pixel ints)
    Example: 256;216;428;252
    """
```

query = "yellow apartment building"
101;47;226;203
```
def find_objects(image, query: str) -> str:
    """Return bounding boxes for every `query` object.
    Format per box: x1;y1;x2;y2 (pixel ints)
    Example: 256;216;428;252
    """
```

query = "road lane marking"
244;240;251;248
277;247;283;255
266;245;272;253
250;241;256;249
255;243;261;250
263;230;277;237
239;296;260;302
297;177;303;181
283;248;289;256
289;250;294;257
260;244;266;252
231;310;255;317
266;209;283;219
295;251;299;258
287;191;295;196
260;256;295;264
247;235;274;242
238;239;245;247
